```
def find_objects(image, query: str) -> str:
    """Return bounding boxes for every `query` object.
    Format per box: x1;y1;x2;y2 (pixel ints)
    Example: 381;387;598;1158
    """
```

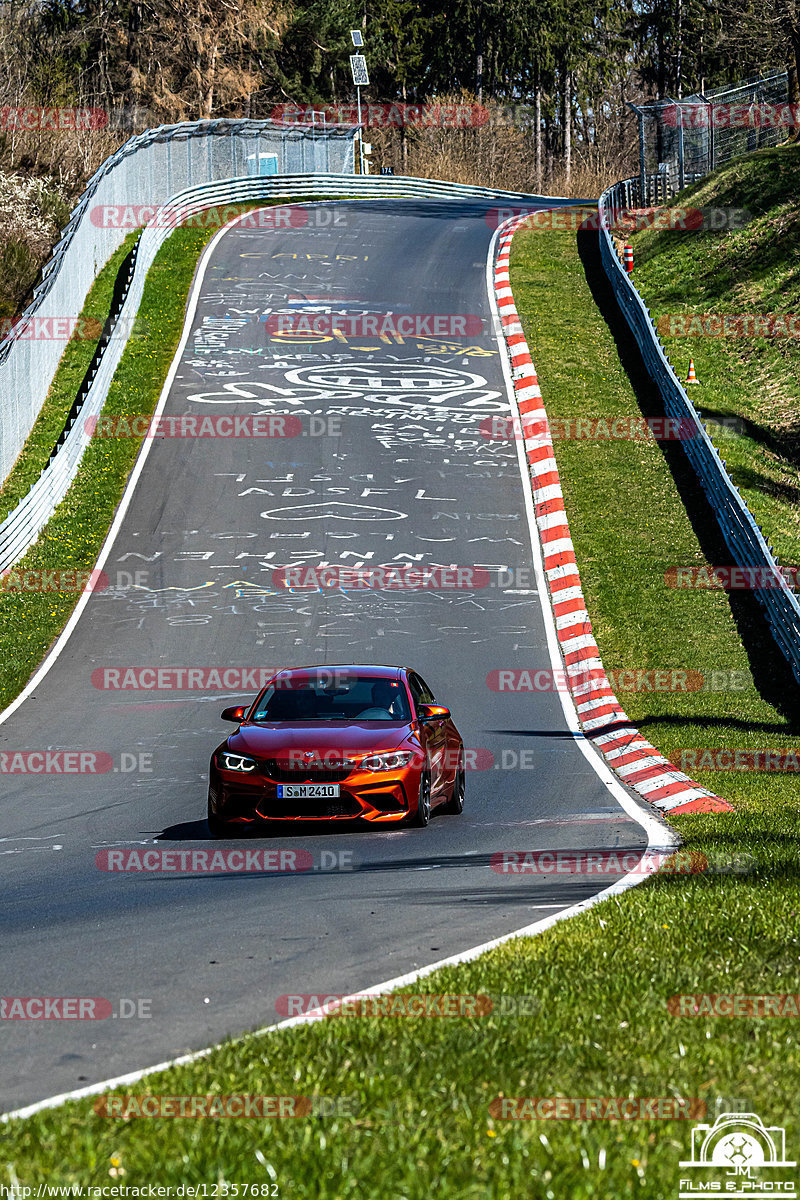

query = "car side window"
408;672;435;708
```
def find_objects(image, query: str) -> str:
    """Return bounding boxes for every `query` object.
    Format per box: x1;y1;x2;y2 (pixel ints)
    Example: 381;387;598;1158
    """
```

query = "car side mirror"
418;703;450;721
221;705;246;723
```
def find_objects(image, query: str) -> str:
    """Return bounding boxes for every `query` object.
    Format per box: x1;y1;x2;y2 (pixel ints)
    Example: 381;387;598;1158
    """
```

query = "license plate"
277;784;341;799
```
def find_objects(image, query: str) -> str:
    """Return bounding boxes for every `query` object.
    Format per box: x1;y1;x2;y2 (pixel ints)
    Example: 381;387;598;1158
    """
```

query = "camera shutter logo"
680;1111;795;1177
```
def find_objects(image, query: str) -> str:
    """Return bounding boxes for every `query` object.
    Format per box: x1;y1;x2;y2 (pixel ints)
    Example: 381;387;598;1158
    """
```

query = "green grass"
629;143;800;564
0;232;139;521
3;210;800;1197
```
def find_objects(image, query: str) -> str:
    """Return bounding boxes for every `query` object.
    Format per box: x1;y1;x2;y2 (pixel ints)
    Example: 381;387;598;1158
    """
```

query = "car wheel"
412;770;432;827
443;753;465;814
207;791;236;838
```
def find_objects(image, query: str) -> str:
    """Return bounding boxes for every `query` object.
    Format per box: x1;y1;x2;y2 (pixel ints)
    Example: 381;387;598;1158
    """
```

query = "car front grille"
260;760;355;784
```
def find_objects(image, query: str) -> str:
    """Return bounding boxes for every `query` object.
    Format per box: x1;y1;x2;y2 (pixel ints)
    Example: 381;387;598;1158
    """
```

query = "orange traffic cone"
623;244;634;273
686;358;699;385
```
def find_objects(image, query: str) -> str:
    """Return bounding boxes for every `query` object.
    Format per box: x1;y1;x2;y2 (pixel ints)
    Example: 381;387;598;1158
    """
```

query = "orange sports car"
207;665;465;835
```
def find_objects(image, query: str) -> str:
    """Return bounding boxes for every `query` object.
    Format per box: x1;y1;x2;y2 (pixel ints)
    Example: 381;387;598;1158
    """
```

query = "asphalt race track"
0;198;656;1112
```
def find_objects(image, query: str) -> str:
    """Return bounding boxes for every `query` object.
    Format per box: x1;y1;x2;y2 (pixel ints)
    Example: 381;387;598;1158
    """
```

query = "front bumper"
208;762;419;824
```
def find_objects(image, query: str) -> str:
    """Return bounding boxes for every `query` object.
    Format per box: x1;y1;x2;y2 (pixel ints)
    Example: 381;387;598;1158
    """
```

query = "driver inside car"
358;680;402;720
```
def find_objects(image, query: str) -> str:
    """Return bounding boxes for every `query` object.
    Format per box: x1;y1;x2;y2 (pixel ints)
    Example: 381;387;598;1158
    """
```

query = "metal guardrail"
0;119;358;484
598;179;800;685
0;172;572;574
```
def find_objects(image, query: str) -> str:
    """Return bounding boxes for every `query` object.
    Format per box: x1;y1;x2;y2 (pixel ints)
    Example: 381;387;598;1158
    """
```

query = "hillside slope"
631;144;800;565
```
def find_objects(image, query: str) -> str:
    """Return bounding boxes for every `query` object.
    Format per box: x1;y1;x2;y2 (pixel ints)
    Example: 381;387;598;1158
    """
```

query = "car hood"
229;721;417;757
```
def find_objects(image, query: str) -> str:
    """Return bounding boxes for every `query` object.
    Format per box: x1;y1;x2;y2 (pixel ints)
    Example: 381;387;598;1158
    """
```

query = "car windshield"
251;676;412;722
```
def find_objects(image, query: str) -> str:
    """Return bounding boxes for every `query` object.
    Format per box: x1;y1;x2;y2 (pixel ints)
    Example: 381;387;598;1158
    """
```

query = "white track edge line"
0;204;677;1125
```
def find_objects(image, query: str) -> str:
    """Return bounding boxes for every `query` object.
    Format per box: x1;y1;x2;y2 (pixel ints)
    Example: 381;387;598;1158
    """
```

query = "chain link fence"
0;118;356;485
628;71;791;203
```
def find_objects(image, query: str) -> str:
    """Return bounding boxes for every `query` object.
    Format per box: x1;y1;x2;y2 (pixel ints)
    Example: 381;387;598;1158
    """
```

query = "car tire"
442;753;465;814
412;769;432;827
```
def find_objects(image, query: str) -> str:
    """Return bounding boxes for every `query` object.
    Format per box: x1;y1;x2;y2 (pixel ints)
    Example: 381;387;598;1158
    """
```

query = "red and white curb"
493;215;732;816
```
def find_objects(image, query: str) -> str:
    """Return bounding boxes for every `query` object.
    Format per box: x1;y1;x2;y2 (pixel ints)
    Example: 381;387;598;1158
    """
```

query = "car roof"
271;665;406;680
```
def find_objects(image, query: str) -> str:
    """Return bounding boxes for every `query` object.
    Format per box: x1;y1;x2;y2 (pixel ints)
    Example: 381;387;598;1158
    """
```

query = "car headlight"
219;752;257;773
359;750;416;772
